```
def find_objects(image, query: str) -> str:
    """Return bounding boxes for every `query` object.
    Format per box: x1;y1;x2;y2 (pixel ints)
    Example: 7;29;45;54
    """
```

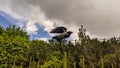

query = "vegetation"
0;25;120;68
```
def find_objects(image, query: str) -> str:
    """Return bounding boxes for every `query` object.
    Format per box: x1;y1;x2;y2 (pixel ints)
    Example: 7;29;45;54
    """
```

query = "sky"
0;0;120;41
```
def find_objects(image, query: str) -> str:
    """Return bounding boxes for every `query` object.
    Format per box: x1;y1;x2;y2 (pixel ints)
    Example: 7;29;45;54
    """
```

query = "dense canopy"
0;25;120;68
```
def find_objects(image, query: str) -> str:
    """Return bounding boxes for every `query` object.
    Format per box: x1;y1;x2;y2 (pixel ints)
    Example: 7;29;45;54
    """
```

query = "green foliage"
5;25;29;39
0;26;4;35
1;25;120;68
0;25;30;68
41;56;62;68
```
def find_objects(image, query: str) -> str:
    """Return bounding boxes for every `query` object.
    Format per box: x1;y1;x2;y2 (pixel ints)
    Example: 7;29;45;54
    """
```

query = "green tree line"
0;25;120;68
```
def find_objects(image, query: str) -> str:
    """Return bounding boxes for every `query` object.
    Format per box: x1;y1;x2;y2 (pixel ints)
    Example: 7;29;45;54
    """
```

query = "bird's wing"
52;33;67;41
50;27;67;33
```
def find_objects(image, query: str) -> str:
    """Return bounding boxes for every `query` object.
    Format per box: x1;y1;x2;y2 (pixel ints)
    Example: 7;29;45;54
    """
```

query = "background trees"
0;25;30;68
0;25;120;68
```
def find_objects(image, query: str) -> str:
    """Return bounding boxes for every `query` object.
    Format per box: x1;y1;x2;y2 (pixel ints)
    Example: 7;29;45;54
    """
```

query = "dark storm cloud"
2;0;120;38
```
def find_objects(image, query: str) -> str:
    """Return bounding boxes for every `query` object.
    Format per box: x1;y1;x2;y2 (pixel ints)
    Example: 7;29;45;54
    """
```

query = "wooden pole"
101;56;104;68
60;41;63;54
63;52;67;68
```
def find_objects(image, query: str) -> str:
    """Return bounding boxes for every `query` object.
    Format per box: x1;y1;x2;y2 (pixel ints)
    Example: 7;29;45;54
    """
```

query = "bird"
50;26;73;42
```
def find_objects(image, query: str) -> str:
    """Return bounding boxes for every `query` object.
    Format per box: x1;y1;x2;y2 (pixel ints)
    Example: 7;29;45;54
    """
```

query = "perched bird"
50;27;73;42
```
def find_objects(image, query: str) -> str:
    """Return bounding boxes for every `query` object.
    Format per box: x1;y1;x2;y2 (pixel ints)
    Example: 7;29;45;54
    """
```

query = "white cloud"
1;0;120;41
0;0;24;19
35;37;48;42
43;20;54;32
0;0;55;36
25;20;38;34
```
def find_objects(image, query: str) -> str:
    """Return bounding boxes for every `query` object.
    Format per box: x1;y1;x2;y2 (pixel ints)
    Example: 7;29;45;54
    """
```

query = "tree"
0;26;4;35
0;25;30;68
78;25;90;45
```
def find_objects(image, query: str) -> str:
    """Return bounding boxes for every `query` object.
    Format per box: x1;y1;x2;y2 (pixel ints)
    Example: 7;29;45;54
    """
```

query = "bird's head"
67;31;73;35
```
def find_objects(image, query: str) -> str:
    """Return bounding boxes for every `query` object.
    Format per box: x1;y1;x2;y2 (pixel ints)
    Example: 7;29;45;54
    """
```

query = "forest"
0;25;120;68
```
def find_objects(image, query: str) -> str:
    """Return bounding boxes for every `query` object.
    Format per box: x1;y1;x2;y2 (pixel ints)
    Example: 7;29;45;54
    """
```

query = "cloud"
25;20;38;34
25;0;120;38
35;37;48;42
0;0;55;35
0;0;120;40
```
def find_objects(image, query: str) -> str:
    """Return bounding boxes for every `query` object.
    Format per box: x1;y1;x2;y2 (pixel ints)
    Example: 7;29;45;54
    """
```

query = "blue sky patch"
0;11;51;40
